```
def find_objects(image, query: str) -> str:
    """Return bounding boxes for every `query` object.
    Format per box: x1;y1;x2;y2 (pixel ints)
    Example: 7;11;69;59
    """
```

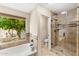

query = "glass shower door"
58;22;77;56
65;23;77;55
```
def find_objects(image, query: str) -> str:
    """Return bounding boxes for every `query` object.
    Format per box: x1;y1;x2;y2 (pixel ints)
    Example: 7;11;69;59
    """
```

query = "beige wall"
39;15;48;40
25;16;30;33
29;6;39;49
0;5;29;18
30;7;39;36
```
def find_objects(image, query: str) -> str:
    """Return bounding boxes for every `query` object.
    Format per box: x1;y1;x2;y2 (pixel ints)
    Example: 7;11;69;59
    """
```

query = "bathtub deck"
0;43;37;56
0;33;30;50
0;39;27;49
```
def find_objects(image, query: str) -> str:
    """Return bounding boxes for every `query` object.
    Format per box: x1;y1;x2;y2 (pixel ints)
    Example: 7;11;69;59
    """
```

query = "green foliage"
0;16;25;38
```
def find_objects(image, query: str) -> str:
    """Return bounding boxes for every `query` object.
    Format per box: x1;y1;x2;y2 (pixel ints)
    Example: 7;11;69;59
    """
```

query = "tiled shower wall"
57;8;78;55
77;7;79;55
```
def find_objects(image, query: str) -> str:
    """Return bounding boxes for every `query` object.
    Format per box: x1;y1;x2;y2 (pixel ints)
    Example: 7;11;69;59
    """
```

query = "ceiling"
40;3;77;13
0;3;77;14
0;3;37;13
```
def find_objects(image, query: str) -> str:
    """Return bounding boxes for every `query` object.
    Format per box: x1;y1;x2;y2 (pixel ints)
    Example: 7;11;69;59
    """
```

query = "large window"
0;16;26;49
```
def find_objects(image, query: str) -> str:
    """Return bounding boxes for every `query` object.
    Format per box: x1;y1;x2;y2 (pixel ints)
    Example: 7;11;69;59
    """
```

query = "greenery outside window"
0;16;26;49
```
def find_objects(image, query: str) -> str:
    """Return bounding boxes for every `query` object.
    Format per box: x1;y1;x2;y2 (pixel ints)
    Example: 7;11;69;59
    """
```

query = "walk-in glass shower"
51;8;79;56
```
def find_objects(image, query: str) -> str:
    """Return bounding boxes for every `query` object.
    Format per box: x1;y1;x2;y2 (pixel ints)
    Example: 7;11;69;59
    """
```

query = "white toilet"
44;38;48;47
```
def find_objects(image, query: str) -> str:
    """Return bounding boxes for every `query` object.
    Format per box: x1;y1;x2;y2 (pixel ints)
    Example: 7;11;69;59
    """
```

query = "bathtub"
0;43;37;56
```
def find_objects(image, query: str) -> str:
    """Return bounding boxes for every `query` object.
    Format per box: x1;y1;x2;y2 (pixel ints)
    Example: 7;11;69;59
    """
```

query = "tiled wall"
57;8;78;55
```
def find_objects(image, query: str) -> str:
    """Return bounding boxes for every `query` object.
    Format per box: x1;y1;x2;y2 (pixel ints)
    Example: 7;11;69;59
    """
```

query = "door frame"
41;15;52;50
48;16;52;50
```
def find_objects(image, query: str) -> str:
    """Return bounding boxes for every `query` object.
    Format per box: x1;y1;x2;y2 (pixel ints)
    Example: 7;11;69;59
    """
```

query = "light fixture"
61;11;67;14
48;3;53;5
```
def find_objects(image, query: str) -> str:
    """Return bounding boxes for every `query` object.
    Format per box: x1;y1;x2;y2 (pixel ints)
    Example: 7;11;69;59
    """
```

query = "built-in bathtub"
0;43;37;56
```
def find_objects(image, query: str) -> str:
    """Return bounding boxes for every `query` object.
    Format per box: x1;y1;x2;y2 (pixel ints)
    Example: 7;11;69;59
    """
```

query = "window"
0;16;26;49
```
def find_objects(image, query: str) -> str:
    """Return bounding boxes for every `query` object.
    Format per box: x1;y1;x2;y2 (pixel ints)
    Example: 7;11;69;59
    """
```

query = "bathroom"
0;3;79;56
